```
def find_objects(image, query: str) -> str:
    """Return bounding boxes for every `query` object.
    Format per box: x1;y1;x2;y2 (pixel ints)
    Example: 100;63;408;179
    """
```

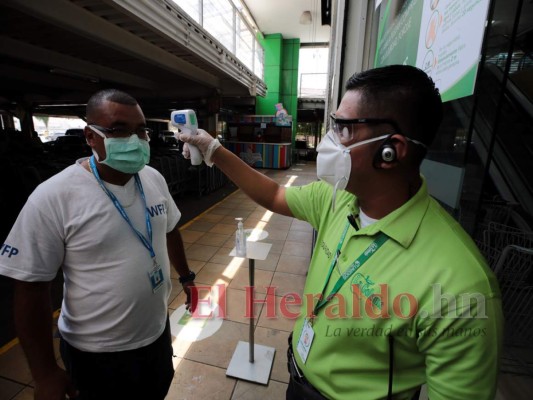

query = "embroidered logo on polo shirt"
352;273;382;310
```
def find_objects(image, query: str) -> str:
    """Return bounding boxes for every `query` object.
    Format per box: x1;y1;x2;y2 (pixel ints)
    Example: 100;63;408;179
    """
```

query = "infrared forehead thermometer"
170;109;202;165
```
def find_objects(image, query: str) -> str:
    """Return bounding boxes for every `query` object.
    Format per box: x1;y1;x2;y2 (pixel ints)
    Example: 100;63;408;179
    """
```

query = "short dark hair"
345;65;442;147
86;89;138;121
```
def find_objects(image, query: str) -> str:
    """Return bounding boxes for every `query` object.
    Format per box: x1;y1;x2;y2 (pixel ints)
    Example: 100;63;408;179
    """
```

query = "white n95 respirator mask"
316;131;389;211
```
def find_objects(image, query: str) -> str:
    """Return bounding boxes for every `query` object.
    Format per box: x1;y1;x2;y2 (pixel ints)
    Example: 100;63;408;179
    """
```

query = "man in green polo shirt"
180;65;503;400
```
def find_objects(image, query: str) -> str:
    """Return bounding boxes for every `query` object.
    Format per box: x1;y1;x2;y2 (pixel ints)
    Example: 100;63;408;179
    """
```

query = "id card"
296;318;315;364
148;263;164;293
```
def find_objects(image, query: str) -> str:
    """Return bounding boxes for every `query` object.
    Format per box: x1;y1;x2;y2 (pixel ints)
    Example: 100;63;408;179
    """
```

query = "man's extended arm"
14;280;77;399
180;131;293;217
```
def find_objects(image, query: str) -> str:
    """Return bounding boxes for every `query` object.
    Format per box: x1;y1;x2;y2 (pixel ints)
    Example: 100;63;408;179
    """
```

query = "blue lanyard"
89;156;155;258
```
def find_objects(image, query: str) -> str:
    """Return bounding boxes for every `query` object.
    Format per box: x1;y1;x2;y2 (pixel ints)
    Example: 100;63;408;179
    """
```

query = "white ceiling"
243;0;331;44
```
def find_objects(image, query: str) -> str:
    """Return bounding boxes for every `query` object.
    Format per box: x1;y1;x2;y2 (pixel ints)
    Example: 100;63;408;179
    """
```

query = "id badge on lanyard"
296;318;315;363
148;259;164;293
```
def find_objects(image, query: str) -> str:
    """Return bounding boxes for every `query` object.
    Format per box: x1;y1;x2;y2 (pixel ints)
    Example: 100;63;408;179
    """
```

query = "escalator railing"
473;62;533;218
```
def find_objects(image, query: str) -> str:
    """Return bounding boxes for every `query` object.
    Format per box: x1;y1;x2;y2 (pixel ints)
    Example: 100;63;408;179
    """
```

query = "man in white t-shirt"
0;89;198;399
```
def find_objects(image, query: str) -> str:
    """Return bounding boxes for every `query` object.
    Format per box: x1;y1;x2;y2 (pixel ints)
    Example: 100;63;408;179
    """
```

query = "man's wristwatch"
179;271;196;284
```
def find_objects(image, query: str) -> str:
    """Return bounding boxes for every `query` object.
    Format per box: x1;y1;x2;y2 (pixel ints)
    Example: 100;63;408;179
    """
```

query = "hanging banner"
374;0;491;102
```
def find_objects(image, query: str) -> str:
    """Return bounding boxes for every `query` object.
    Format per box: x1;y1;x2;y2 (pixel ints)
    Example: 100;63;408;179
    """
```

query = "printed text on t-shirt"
147;203;167;217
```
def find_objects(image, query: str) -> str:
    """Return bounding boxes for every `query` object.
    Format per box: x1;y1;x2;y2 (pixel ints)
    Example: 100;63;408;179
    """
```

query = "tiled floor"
1;162;532;399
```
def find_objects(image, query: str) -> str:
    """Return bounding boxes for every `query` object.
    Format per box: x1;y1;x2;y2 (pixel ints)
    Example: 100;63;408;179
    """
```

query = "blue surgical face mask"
90;127;150;174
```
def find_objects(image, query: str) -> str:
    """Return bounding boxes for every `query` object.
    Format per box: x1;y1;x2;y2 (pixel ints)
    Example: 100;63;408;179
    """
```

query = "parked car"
39;131;65;143
65;128;85;138
44;135;91;156
159;130;178;146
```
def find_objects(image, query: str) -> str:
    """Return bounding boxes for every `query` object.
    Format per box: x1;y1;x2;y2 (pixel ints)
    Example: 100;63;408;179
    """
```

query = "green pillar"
256;35;300;145
256;34;282;115
281;38;300;142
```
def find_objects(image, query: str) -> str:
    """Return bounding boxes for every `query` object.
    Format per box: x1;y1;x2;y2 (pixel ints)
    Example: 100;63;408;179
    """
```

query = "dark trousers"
286;335;328;400
286;365;329;399
60;319;174;400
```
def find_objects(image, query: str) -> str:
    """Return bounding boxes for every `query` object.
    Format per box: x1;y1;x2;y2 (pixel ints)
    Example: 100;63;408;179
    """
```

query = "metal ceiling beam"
3;0;221;88
0;36;157;90
0;63;99;91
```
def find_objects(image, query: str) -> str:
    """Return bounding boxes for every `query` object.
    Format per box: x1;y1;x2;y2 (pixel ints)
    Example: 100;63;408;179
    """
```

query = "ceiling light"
299;11;312;25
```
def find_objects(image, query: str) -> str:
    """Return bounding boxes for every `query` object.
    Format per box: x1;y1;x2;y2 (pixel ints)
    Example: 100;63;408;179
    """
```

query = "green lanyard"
313;221;389;317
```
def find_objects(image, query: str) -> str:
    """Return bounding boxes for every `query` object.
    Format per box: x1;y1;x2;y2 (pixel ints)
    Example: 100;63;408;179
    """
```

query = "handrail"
485;63;533;119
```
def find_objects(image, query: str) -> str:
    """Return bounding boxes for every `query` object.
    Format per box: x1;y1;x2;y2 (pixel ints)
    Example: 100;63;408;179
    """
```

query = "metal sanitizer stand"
226;237;275;385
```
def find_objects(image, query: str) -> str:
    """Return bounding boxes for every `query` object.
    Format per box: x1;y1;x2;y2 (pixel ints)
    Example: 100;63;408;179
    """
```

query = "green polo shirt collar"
348;177;430;248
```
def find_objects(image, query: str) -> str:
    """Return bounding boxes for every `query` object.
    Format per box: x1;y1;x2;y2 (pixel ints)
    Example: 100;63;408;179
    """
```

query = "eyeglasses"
88;124;152;142
329;113;403;144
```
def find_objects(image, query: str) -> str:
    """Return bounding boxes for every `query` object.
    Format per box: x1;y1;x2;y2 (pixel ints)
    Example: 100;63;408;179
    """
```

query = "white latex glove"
179;129;221;167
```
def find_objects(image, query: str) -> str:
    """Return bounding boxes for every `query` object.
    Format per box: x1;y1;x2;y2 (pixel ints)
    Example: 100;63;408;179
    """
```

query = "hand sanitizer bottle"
235;218;246;257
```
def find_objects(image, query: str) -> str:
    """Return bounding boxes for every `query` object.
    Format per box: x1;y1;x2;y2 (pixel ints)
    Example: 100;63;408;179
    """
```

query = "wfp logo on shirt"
1;243;19;258
147;203;167;218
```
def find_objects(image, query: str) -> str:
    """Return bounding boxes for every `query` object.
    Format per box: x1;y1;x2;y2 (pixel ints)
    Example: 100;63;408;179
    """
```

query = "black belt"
286;334;328;400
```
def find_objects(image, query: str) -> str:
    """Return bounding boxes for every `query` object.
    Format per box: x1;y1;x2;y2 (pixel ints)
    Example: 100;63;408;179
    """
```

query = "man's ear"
84;126;96;147
373;134;408;169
